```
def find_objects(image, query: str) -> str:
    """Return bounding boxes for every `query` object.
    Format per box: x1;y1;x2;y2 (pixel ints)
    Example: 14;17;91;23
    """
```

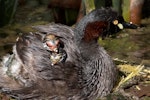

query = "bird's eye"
113;20;118;25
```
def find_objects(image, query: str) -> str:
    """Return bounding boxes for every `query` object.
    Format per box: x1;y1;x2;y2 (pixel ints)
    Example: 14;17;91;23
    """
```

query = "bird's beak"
122;22;138;29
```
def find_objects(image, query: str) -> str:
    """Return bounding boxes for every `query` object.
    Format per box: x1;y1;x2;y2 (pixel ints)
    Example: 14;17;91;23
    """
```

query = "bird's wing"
16;33;55;80
33;23;74;40
33;24;80;63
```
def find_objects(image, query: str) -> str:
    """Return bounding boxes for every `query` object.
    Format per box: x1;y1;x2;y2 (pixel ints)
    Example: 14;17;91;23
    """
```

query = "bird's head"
82;14;138;41
44;34;60;52
106;15;138;38
112;16;138;30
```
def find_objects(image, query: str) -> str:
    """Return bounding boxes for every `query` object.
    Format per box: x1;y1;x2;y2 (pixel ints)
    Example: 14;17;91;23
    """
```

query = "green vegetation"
0;0;18;27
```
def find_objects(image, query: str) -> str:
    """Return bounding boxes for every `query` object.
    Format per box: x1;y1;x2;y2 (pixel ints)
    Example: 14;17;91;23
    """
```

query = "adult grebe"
0;8;138;99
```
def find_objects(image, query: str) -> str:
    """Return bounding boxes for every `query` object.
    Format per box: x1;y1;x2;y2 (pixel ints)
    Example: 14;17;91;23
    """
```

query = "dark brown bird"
0;8;122;100
0;24;117;100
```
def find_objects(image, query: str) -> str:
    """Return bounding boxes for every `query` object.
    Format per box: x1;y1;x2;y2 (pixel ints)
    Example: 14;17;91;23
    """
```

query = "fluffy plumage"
0;8;121;100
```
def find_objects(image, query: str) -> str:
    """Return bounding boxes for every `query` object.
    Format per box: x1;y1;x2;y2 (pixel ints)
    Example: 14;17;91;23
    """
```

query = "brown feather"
83;21;108;42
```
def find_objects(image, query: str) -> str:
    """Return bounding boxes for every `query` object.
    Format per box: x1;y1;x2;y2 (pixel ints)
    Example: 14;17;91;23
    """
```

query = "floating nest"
110;58;150;100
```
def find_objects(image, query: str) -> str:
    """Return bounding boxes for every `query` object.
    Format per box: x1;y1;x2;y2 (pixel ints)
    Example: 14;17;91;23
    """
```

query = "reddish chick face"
46;39;59;52
44;34;60;52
